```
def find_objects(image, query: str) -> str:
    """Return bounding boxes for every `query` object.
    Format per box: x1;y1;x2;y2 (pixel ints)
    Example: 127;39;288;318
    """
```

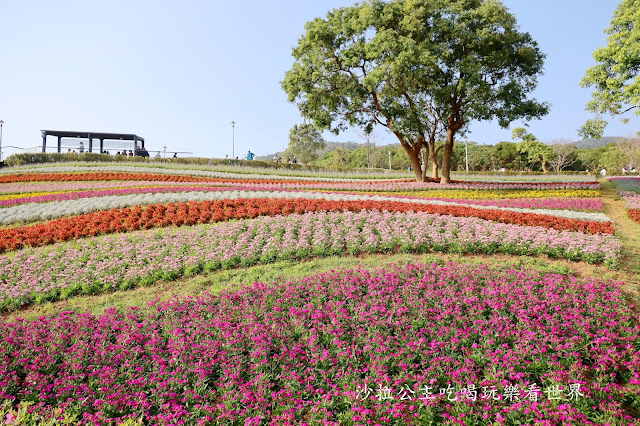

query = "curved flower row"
0;186;605;213
0;186;610;224
0;191;68;201
0;197;616;252
1;164;414;182
0;185;232;208
429;196;604;211
1;263;636;424
0;172;599;191
214;181;600;191
0;172;312;185
0;180;214;195
0;210;621;310
360;189;601;200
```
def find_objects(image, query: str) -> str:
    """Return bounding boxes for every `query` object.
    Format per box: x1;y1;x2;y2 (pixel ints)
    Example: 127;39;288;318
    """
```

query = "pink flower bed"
1;263;638;424
387;196;604;212
0;180;211;194
0;185;235;207
209;181;601;192
0;209;621;311
620;191;640;209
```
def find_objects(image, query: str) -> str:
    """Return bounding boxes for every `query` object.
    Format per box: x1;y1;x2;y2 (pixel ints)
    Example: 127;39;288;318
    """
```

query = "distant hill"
572;137;629;149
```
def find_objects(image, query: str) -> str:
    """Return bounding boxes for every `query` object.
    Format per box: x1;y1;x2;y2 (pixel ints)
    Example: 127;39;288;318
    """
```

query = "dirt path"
600;179;640;292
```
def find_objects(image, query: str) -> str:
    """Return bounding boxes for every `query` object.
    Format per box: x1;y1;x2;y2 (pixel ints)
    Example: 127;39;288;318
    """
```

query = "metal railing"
2;146;41;161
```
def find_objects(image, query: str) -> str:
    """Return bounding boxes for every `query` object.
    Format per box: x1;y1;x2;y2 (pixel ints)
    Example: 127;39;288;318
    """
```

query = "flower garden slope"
0;198;616;255
0;210;621;311
1;263;638;424
0;188;611;226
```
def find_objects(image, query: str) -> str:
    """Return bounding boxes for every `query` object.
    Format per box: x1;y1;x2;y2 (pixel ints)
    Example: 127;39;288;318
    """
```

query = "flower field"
2;264;639;424
0;165;637;425
610;177;640;224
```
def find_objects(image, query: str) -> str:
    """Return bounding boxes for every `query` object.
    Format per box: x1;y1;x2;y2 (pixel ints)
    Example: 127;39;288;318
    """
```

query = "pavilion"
41;130;145;154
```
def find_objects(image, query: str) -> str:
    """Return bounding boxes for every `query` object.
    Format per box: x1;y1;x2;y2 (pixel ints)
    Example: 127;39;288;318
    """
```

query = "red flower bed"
629;208;640;223
0;198;614;252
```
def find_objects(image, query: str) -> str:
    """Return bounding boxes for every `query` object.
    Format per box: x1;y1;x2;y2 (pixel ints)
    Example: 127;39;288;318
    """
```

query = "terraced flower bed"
1;263;638;424
0;197;615;254
0;209;621;311
0;165;633;425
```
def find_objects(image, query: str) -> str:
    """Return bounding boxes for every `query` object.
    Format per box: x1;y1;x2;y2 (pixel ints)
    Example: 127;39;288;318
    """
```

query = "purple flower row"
434;196;603;212
0;210;621;310
0;184;232;207
0;180;207;194
1;263;638;424
0;179;600;197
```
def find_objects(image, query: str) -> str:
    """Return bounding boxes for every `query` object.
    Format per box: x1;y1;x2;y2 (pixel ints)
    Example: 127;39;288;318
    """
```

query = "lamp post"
464;136;469;172
163;145;167;160
388;150;392;170
0;120;4;163
231;121;236;159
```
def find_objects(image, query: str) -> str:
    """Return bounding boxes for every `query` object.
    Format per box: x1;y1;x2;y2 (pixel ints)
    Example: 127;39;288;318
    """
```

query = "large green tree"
282;0;549;183
516;140;555;173
284;123;326;164
581;0;640;126
512;128;555;173
577;116;608;140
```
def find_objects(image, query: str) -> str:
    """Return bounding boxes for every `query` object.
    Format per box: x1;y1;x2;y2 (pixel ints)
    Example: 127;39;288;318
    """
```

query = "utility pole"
0;120;4;163
231;121;236;159
464;136;469;172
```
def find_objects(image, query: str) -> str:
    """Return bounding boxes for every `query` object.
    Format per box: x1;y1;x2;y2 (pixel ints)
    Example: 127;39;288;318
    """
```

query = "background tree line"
278;123;640;175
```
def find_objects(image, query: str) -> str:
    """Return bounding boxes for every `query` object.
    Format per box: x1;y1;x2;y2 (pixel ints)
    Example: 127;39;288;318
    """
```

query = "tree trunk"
421;149;429;181
430;148;439;180
410;149;425;182
441;128;455;184
541;159;548;173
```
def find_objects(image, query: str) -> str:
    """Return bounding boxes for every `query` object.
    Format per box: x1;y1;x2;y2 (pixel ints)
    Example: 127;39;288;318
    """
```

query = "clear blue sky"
1;0;638;158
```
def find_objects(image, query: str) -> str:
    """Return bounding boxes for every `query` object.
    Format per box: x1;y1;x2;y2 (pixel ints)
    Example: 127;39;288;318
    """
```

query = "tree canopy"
516;139;555;173
284;123;326;164
282;0;549;183
581;0;640;123
578;116;608;140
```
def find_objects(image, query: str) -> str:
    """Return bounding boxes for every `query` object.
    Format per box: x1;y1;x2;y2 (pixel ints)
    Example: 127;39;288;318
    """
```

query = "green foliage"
0;401;143;425
284;123;326;164
4;152;146;166
282;0;549;183
578;116;608;140
517;140;556;172
577;146;607;172
493;141;525;170
4;152;384;175
512;127;536;142
581;0;640;120
451;142;497;172
601;143;629;172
